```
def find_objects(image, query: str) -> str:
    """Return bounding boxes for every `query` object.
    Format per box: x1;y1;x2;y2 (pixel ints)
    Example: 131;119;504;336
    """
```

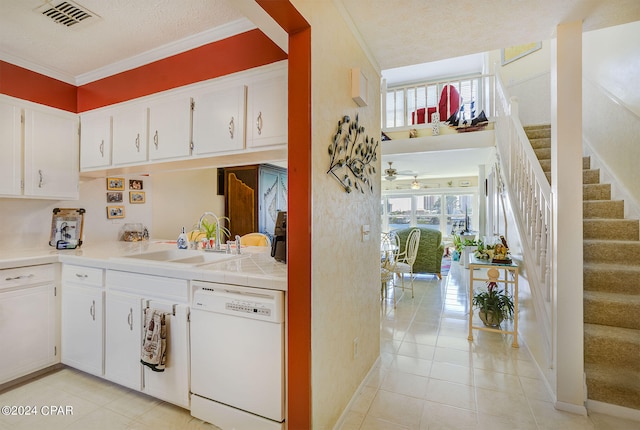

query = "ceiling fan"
384;162;417;181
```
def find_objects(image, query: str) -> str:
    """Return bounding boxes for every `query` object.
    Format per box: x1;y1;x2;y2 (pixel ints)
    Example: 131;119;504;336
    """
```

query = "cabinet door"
193;85;246;155
247;74;287;148
112;105;148;165
143;302;190;408
259;167;288;235
61;284;104;376
0;99;22;196
23;107;79;199
148;95;192;161
105;291;142;390
80;110;112;170
0;284;58;385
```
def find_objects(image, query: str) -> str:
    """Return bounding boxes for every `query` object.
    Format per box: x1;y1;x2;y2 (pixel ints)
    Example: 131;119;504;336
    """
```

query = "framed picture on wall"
107;192;123;203
129;191;145;204
107;205;125;219
501;42;542;65
129;179;143;190
107;177;125;191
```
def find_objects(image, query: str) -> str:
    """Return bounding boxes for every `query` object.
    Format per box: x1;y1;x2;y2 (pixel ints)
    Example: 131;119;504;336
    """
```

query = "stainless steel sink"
114;249;239;266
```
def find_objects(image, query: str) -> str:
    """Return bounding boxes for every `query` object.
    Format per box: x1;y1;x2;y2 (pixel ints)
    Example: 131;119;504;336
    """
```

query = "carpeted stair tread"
583;219;640;240
583;200;625;219
584;363;640;410
584;291;640;329
584;324;640;370
583;156;591;170
524;127;551;139
534;147;551;160
584;262;640;294
584;239;640;264
583;184;611;201
538;159;551;173
529;137;551;149
583;169;601;184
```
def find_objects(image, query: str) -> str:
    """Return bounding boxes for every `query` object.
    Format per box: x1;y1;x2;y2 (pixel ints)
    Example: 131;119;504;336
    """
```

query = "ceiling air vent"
37;1;98;27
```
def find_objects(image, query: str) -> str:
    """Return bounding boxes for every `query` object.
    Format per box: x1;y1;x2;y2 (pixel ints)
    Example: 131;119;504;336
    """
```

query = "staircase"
525;124;640;411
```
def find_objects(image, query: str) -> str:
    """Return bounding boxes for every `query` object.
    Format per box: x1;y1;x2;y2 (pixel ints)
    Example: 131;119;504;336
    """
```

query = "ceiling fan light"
411;175;420;189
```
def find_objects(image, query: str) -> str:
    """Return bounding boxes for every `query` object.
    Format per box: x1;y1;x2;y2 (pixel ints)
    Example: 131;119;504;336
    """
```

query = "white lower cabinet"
0;264;58;385
104;290;143;391
105;270;190;407
61;264;104;376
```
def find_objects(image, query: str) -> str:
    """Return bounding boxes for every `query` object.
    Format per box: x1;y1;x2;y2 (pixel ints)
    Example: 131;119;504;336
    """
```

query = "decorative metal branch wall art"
327;115;378;193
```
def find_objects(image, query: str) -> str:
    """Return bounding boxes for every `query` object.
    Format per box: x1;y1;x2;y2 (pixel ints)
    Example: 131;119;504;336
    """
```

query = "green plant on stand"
472;268;515;327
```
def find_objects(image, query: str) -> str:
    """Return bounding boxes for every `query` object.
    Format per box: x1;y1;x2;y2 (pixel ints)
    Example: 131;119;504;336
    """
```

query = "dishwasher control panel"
192;281;284;323
226;301;272;317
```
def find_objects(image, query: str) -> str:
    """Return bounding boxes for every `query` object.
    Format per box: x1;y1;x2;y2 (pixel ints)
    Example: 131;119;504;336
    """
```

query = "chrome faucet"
235;235;241;254
198;211;222;252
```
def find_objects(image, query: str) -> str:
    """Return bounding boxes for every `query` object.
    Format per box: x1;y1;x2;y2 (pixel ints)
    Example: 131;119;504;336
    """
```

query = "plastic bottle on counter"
177;227;188;249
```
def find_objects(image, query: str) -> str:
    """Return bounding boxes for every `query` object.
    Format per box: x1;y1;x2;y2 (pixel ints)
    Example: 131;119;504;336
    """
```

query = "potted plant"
472;268;515;327
198;218;231;249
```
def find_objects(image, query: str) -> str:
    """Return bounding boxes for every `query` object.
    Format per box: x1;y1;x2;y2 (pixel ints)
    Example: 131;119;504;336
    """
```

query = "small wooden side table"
467;255;519;348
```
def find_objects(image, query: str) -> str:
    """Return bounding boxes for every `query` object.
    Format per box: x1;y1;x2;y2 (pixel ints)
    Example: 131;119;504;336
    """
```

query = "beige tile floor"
1;262;638;430
339;262;640;430
0;367;219;430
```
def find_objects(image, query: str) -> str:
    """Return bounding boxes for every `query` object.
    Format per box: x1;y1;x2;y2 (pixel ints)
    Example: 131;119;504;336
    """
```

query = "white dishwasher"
190;281;285;430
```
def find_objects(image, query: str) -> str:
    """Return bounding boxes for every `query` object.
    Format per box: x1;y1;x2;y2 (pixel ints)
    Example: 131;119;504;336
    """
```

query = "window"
382;192;477;238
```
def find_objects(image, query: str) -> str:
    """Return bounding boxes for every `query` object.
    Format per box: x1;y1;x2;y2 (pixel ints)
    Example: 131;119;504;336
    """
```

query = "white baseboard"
555;400;588;416
587;400;640;422
332;356;381;430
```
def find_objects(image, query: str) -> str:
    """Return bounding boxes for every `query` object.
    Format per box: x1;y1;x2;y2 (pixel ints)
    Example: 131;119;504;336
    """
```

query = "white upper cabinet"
247;72;288;148
112;104;148;165
192;85;246;155
80;110;112;170
148;94;193;161
0;99;22;196
23;104;79;199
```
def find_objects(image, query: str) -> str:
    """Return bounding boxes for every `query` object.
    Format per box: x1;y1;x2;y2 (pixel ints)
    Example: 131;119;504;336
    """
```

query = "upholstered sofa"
395;227;445;278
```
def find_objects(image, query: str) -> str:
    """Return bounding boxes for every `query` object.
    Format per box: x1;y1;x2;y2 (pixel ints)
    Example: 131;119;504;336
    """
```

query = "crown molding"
75;18;256;86
0;51;77;85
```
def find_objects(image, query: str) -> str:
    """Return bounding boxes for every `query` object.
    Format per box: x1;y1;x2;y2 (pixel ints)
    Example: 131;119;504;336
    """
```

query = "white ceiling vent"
36;1;99;28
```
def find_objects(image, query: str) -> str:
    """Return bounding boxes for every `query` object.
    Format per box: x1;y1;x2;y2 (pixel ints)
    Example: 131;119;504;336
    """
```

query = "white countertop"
0;241;287;291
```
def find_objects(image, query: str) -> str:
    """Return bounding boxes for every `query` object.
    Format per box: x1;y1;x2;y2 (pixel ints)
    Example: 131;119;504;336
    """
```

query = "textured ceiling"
0;0;245;82
340;0;640;70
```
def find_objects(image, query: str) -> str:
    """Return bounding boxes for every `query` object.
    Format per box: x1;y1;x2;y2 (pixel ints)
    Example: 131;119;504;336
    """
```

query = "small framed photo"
107;177;125;191
107;205;125;219
107;192;123;203
129;191;146;204
129;179;143;190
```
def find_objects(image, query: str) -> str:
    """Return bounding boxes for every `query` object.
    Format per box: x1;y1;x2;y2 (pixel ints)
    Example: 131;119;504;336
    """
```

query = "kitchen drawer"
0;264;54;291
106;270;188;302
62;264;104;288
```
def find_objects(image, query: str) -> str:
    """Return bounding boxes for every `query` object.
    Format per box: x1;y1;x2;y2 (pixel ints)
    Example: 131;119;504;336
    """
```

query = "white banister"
494;74;554;365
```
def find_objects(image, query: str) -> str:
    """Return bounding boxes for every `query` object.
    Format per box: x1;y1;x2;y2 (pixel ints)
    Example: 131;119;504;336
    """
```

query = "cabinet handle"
5;274;34;281
256;111;263;135
75;273;88;278
229;117;234;139
90;300;95;321
38;170;44;188
99;140;104;157
128;308;133;331
135;134;140;152
153;130;159;149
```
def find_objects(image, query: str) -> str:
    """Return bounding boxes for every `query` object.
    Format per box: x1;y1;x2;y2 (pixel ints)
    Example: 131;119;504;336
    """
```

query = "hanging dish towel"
140;308;167;372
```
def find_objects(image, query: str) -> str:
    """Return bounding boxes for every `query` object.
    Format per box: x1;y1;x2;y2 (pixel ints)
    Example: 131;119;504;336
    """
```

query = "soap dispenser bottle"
177;227;188;249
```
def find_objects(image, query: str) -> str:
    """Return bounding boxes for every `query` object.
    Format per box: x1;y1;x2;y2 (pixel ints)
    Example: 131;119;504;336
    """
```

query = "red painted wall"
0;61;77;112
77;29;286;112
1;29;286;113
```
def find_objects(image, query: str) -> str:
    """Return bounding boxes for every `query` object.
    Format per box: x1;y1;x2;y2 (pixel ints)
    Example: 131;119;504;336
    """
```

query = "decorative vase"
479;309;503;327
431;112;440;136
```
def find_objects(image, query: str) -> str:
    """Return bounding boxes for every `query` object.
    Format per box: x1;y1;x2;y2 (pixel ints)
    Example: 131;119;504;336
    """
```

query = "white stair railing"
494;74;554;364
